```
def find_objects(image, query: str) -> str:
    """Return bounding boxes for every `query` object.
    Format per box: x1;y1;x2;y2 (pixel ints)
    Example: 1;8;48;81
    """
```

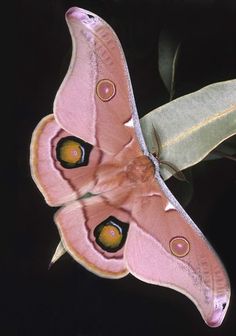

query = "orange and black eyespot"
94;217;129;253
56;136;92;169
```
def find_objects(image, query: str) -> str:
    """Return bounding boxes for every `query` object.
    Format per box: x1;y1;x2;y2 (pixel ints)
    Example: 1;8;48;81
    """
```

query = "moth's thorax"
126;155;155;183
93;155;155;195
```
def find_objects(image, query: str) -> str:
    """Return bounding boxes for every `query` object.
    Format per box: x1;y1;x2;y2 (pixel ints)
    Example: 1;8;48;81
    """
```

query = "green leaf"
140;80;236;180
158;27;181;101
204;135;236;161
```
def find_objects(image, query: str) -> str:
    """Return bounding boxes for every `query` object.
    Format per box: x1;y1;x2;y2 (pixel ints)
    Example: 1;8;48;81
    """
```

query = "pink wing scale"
30;114;119;206
54;9;134;154
55;195;130;278
124;181;230;327
30;115;77;206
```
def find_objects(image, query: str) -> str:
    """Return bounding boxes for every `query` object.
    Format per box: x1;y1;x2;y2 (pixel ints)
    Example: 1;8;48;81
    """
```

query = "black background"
17;1;235;335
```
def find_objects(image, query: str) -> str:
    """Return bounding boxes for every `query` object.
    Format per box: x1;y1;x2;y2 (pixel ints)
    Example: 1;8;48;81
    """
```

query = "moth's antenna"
160;160;188;182
151;122;162;158
211;149;236;162
151;122;187;181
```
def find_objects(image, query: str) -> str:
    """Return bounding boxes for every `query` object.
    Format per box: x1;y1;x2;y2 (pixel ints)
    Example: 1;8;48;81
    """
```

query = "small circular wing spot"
96;79;116;102
169;236;190;257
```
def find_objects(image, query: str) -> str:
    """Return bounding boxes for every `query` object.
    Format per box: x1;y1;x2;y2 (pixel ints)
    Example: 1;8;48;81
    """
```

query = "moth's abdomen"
126;155;155;183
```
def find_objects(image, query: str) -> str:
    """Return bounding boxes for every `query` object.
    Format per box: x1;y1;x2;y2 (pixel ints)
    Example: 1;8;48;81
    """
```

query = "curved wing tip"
66;7;88;21
206;315;225;328
66;7;79;17
207;308;230;328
